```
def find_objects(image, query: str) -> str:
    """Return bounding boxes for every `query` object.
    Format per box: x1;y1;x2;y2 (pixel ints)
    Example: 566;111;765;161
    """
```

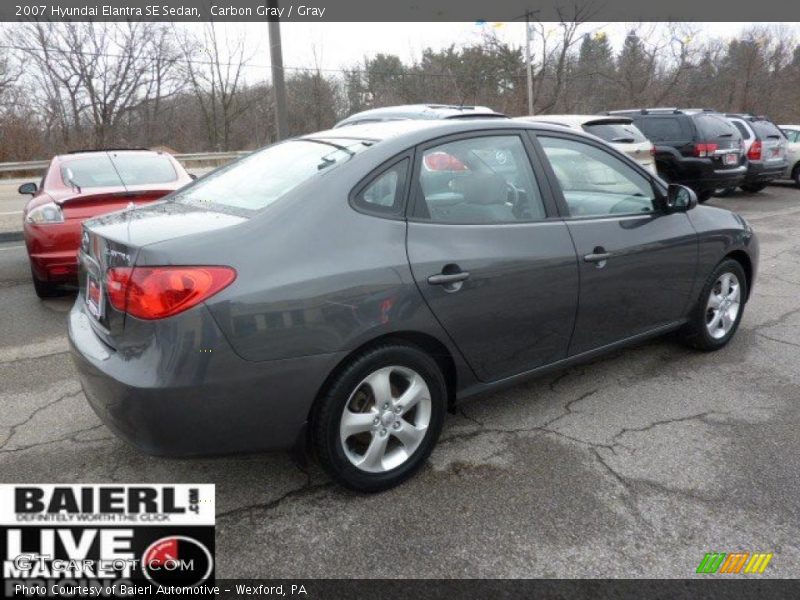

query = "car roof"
297;118;589;157
334;104;505;128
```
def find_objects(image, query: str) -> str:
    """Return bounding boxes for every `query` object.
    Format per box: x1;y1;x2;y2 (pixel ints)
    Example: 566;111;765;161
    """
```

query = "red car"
20;149;193;297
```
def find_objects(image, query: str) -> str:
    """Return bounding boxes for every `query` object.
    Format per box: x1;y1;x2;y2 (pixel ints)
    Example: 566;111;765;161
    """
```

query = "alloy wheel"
705;272;741;339
339;366;432;473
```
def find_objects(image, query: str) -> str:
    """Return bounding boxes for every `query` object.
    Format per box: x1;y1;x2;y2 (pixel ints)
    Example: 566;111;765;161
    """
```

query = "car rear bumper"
24;221;81;282
68;299;344;456
744;160;788;184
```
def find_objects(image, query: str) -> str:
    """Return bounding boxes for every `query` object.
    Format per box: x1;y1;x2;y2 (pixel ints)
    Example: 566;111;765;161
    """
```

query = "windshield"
583;122;647;144
61;154;177;189
176;138;372;211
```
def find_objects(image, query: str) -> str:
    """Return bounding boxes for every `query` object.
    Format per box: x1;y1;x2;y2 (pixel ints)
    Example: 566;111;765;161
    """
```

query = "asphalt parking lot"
1;184;799;578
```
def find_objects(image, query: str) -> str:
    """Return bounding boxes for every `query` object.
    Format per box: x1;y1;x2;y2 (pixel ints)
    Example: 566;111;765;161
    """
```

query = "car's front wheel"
680;259;747;351
312;343;447;492
792;164;800;188
740;183;767;193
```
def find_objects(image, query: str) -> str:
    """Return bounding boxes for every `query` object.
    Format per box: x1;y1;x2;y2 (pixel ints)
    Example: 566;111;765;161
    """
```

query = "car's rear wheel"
740;183;767;193
680;259;747;352
312;343;446;492
697;190;714;203
30;267;61;299
792;164;800;188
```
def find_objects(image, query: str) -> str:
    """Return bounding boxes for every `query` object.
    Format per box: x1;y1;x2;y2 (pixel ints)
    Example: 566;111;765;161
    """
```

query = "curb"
0;231;23;244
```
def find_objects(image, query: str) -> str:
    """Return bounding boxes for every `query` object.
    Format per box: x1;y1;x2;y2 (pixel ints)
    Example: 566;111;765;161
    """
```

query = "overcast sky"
182;21;800;82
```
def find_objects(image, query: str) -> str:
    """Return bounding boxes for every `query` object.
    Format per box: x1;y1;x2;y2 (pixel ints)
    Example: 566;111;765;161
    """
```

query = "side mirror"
18;182;37;195
666;184;697;212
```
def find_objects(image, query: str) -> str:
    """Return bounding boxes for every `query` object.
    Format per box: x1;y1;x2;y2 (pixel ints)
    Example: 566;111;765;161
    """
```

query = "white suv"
515;114;657;174
779;125;800;187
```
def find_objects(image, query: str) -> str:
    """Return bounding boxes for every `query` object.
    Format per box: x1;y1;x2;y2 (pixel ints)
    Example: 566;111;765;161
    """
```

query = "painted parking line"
0;245;24;251
0;211;22;216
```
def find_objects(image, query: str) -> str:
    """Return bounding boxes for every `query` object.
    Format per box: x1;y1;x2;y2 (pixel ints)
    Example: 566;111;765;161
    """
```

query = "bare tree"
177;23;253;150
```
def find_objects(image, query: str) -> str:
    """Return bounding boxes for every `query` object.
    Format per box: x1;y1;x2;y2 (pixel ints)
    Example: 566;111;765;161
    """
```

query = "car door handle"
583;252;611;263
427;271;471;285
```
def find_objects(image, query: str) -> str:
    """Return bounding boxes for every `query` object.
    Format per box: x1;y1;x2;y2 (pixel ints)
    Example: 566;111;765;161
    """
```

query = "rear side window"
636;117;685;142
695;115;738;140
352;159;409;216
177;138;371;211
583;122;647;144
62;154;177;189
752;120;782;139
413;135;546;223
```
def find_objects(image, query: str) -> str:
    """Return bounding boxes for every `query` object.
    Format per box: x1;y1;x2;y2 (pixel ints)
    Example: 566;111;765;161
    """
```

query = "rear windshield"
751;120;782;139
175;138;372;211
61;154;177;189
694;114;739;140
61;153;178;188
583;122;647;144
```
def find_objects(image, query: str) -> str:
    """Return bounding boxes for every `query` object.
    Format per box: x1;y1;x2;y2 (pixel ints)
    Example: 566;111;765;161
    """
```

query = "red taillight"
747;140;762;161
106;266;236;320
693;143;719;157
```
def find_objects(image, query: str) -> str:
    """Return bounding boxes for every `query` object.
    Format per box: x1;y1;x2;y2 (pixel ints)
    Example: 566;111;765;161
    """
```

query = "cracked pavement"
1;185;799;578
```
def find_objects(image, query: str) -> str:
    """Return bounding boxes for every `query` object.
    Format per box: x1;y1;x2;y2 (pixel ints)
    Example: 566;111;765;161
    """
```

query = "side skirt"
455;320;687;402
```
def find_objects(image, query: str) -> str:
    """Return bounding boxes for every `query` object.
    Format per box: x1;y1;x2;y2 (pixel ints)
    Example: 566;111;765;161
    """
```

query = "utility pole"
268;0;288;141
524;10;535;116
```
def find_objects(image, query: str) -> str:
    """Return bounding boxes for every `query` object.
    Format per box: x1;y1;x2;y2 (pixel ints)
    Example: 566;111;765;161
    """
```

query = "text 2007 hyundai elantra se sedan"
69;120;758;491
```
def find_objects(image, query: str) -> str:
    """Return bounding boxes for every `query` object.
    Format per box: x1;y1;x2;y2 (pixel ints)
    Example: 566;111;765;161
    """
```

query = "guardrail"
0;151;251;174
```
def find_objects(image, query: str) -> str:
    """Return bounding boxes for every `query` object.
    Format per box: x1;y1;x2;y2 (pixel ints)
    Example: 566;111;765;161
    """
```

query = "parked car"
69;120;758;492
719;114;788;194
604;108;746;202
20;149;193;298
516;114;657;174
778;124;800;187
334;104;506;128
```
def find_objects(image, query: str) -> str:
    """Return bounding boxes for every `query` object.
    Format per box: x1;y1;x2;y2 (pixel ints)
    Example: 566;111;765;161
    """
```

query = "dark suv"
605;109;746;202
724;114;788;193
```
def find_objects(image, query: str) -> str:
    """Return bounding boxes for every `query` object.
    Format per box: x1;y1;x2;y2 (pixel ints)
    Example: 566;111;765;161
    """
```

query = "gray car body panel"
69;119;759;456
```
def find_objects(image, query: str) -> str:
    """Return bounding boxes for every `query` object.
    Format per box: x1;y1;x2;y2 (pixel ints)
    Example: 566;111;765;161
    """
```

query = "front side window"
413;135;546;223
177;138;372;211
538;136;656;218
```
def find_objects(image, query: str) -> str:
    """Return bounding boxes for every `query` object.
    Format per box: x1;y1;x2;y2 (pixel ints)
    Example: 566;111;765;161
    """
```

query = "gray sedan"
69;120;759;491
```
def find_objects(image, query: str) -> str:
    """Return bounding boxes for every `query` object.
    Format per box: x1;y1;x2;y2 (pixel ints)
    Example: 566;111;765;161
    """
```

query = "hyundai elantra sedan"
69;120;758;492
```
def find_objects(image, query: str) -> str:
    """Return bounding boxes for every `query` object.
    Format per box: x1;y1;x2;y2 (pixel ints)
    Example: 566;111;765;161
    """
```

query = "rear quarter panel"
139;151;470;379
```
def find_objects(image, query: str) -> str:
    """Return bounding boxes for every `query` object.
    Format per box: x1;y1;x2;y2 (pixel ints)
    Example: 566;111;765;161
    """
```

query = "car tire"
714;187;736;197
31;267;61;299
740;183;767;193
697;190;714;203
792;164;800;188
679;258;747;352
311;343;447;492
